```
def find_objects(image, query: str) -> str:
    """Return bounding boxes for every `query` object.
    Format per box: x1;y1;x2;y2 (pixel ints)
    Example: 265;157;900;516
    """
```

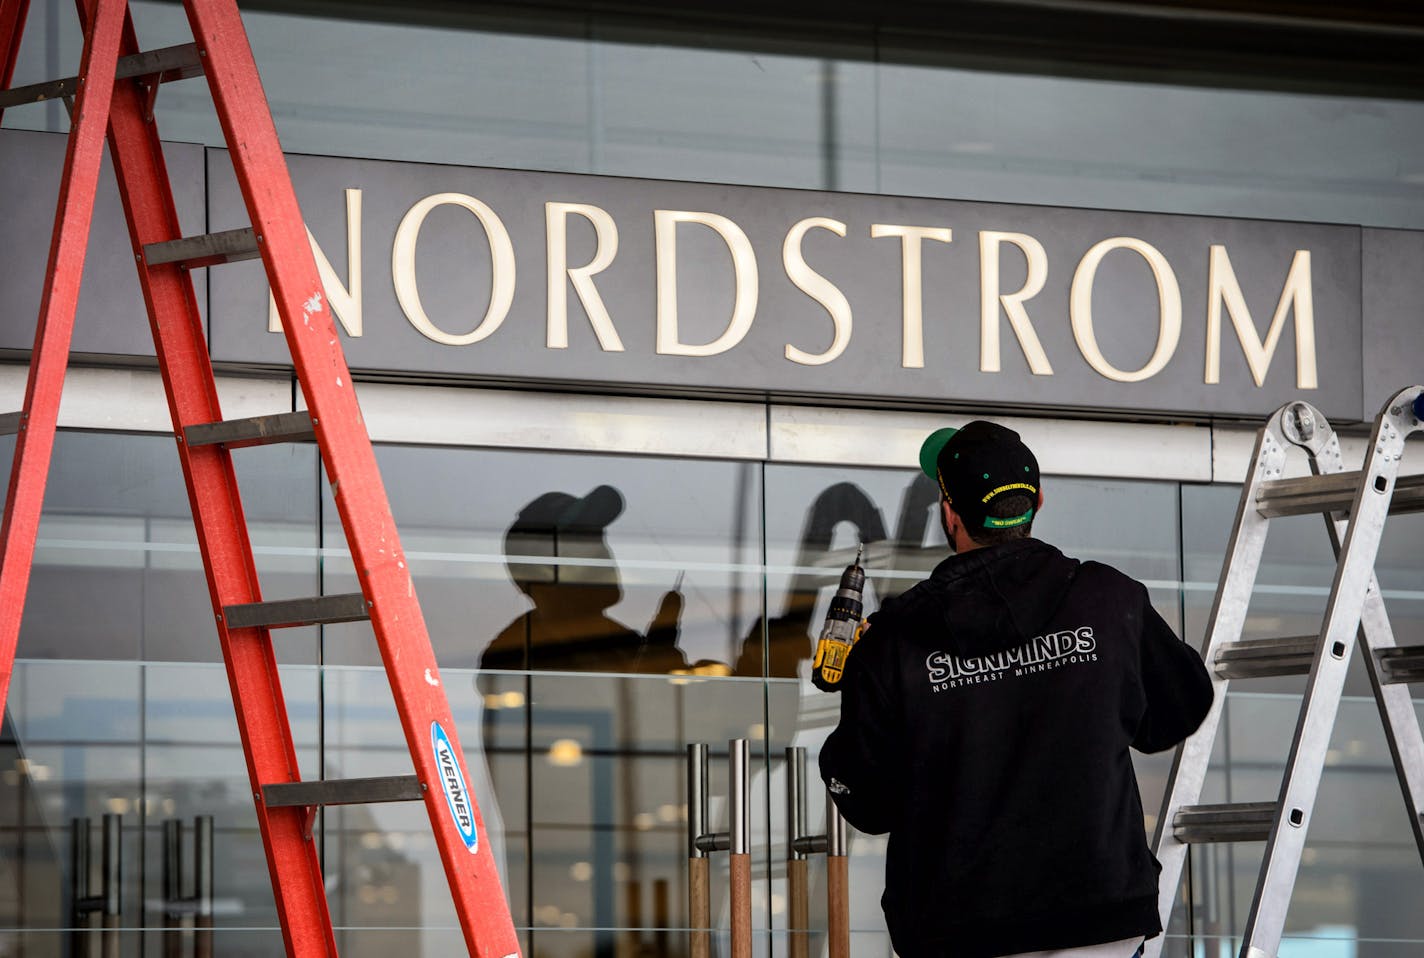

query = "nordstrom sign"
206;151;1362;420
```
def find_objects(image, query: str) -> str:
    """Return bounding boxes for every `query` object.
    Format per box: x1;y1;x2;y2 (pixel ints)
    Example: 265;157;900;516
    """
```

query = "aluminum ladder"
1147;388;1424;958
0;1;520;954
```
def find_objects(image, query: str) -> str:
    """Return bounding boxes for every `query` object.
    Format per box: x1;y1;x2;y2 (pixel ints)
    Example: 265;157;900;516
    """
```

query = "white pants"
1002;937;1143;958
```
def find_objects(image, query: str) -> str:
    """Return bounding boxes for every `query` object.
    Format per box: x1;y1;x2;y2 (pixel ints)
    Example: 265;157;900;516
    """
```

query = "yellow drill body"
811;546;867;692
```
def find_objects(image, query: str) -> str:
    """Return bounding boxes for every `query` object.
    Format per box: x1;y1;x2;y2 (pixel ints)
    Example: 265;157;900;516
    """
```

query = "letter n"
270;188;362;337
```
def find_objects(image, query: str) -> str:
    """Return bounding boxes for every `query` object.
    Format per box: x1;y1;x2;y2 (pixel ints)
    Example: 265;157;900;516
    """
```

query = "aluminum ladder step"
1376;645;1424;684
1173;802;1278;843
1257;471;1424;519
185;411;315;448
262;775;422;808
1214;636;1319;679
0;42;202;109
223;593;369;630
0;412;22;436
143;226;259;269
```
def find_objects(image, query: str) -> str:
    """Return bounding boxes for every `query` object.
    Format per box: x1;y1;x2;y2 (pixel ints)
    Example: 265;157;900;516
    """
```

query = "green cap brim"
918;427;959;479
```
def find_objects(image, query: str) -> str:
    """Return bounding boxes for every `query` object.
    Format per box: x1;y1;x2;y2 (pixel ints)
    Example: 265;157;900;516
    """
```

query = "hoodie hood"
927;538;1081;658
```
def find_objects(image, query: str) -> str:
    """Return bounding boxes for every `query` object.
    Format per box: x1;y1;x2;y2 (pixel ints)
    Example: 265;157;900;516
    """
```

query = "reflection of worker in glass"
735;481;890;679
481;485;687;674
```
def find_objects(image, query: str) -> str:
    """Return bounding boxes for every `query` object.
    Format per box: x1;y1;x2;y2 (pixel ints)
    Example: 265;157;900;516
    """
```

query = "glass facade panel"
1180;483;1424;956
875;61;1424;225
321;445;759;674
10;1;1423;225
13;433;318;664
3;0;1423;952
0;432;318;955
764;463;1187;950
3;424;1423;953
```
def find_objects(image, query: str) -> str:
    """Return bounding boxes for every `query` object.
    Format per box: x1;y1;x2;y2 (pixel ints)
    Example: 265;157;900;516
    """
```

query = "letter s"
1076;626;1096;654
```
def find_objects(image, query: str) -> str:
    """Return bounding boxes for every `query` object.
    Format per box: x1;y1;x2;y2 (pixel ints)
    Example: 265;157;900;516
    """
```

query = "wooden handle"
195;914;214;958
730;852;752;958
163;914;182;958
654;878;671;958
689;856;710;958
101;914;121;958
788;858;809;958
828;855;850;958
626;879;644;955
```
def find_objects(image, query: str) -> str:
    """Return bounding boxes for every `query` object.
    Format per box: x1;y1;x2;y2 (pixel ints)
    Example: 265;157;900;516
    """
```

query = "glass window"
1179;477;1424;955
9;1;1422;225
876;60;1424;226
2;414;1419;955
13;432;318;664
1;430;319;950
765;463;1185;950
321;445;760;674
318;445;769;953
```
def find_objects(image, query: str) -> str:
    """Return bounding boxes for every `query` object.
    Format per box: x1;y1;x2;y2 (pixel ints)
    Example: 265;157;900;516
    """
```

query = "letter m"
1205;246;1316;388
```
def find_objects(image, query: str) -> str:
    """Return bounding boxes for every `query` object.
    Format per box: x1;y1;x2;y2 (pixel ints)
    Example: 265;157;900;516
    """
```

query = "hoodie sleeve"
1133;592;1215;753
818;617;905;835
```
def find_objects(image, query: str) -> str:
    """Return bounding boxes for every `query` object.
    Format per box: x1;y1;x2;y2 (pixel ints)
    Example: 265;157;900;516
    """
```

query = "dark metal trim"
1173;801;1277;843
223;592;369;630
144;227;259;269
0;43;203;109
185;410;315;448
1214;635;1318;678
263;774;423;808
0;75;78;109
693;832;731;853
1258;471;1424;518
1376;645;1424;685
115;43;204;84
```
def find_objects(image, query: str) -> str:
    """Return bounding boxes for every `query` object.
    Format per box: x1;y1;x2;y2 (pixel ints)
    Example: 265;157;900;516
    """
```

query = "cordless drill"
811;545;867;692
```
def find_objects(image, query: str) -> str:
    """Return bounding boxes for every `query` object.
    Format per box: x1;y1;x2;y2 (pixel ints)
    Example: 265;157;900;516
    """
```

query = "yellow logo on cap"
981;482;1037;504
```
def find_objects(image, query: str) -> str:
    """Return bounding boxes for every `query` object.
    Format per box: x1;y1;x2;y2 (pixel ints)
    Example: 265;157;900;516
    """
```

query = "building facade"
1;1;1424;955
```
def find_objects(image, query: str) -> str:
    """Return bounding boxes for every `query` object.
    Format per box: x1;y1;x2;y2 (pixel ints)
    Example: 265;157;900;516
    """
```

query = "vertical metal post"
162;815;216;957
786;747;809;958
100;814;121;915
162;819;182;958
194;816;214;958
163;819;182;904
826;797;849;958
686;743;709;958
99;813;121;958
70;817;90;956
729;738;751;958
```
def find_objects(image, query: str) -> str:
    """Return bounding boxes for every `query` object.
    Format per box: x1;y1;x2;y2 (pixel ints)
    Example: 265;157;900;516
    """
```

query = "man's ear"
941;499;958;537
1036;489;1045;511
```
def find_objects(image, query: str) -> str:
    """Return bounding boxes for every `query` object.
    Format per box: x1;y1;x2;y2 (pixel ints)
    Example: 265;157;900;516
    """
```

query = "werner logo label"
431;721;478;854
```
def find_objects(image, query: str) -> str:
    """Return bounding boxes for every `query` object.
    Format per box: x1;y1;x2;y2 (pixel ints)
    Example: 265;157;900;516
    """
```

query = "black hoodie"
819;538;1213;958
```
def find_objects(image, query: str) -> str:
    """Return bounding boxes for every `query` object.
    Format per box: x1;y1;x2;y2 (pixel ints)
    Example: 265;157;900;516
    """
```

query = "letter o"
1070;237;1181;383
393;192;516;346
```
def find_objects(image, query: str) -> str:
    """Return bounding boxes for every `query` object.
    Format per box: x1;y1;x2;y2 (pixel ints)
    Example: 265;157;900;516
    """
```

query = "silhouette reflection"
480;485;687;675
734;481;891;679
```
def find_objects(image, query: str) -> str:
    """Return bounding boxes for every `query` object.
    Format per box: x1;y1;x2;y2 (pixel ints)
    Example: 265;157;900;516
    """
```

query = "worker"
819;420;1213;958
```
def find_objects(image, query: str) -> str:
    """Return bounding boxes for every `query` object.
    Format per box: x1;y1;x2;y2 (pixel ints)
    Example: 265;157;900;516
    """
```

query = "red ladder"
0;2;521;955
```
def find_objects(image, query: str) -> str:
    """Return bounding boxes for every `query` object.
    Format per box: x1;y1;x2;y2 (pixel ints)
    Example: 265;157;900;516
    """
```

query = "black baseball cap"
918;421;1040;530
